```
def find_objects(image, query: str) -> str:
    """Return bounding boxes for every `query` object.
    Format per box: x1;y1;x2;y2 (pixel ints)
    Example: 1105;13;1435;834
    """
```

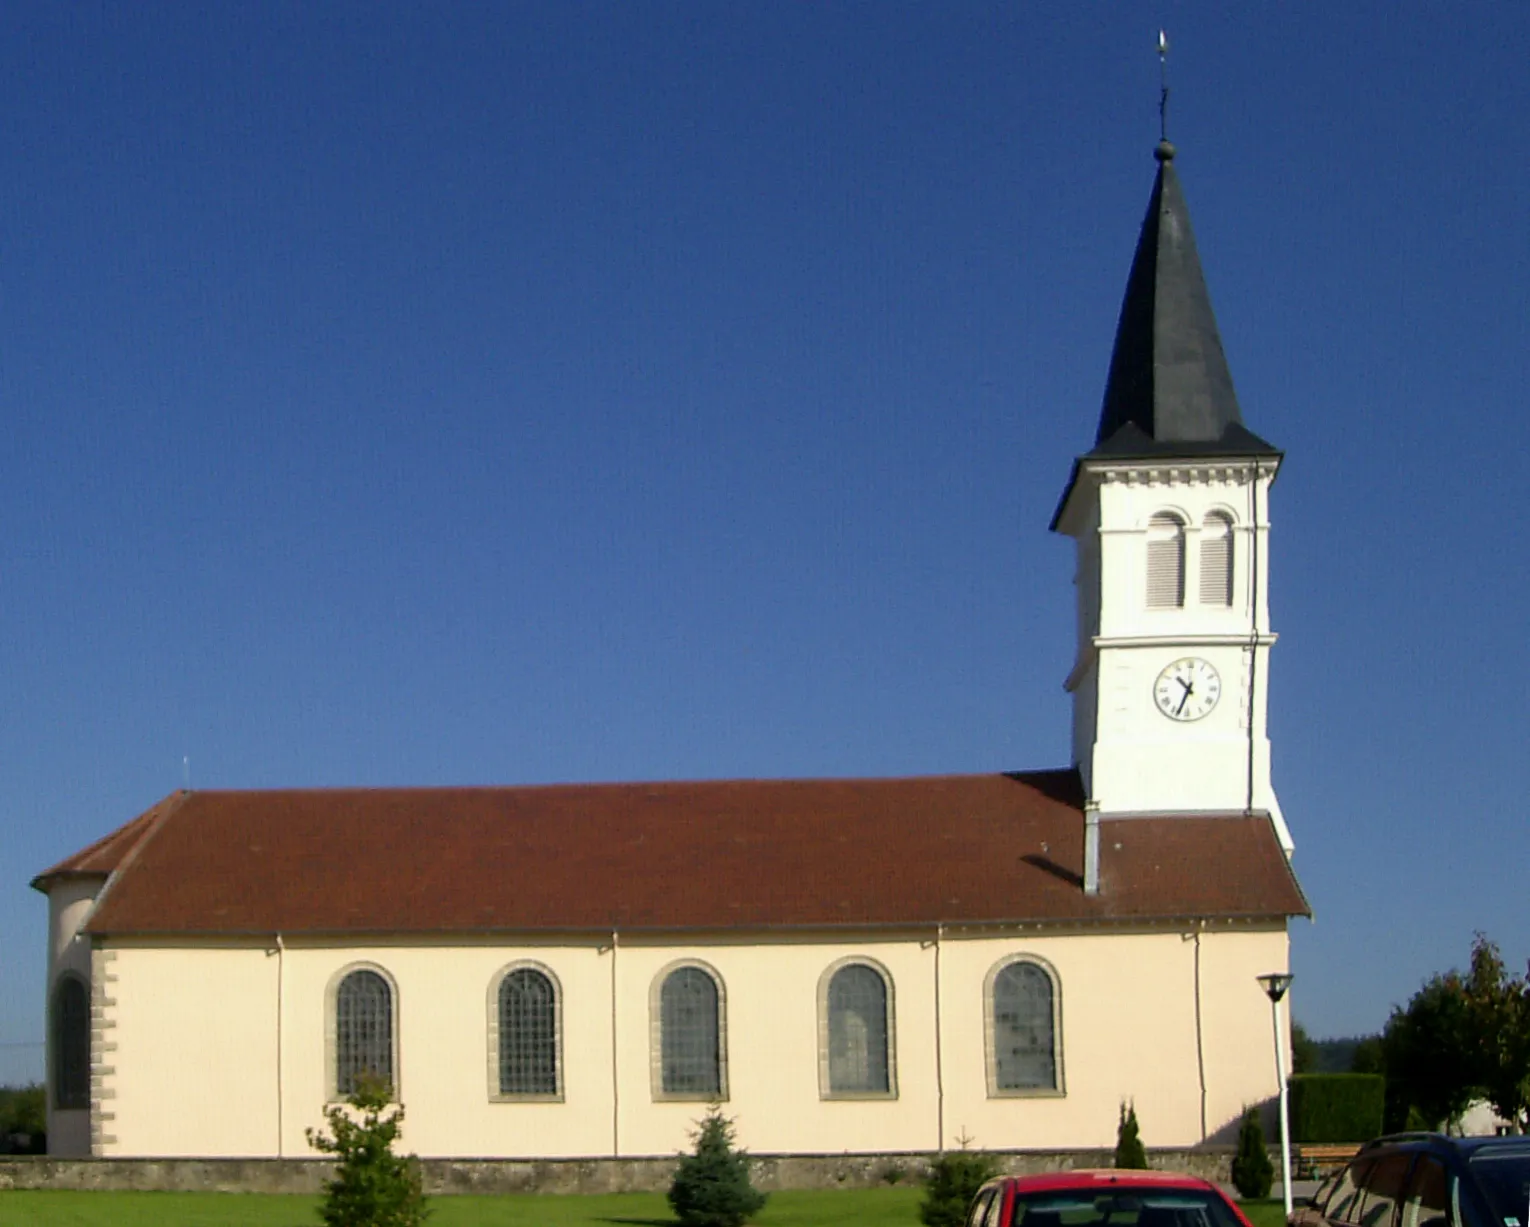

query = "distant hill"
1311;1036;1372;1074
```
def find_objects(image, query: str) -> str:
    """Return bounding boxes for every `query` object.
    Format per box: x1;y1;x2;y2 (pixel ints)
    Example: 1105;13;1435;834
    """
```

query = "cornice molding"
1085;460;1277;488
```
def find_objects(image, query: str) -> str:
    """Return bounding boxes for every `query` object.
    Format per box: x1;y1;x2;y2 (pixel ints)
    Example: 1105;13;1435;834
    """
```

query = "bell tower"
1052;140;1291;854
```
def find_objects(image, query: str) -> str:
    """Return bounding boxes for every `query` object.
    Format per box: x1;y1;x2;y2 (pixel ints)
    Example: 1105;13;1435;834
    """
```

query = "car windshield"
1012;1188;1243;1227
1469;1153;1530;1227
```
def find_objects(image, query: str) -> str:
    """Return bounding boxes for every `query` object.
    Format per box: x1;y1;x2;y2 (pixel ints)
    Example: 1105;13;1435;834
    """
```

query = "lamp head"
1257;972;1294;1003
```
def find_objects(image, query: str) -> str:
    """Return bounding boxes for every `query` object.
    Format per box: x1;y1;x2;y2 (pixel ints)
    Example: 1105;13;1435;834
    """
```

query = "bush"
920;1139;1000;1227
1114;1102;1148;1169
668;1107;767;1227
0;1084;46;1154
1231;1107;1274;1199
305;1074;427;1227
1289;1074;1385;1142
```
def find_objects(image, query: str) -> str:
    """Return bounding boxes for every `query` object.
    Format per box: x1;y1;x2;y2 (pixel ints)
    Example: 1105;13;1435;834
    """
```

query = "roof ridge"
30;792;187;890
63;791;189;917
164;767;1081;797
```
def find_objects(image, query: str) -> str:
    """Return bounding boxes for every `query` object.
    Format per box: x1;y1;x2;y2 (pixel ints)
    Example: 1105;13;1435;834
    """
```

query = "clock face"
1153;657;1222;722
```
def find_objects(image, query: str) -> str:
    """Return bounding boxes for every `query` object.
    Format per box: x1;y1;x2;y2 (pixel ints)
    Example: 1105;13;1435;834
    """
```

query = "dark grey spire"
1088;141;1277;459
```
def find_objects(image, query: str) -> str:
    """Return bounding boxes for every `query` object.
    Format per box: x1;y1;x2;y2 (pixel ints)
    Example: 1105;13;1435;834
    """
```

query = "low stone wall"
0;1147;1248;1195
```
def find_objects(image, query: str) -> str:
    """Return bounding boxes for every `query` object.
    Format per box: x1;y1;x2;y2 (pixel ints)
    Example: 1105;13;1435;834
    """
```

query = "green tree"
1231;1107;1274;1199
920;1137;999;1227
1380;971;1479;1131
1461;935;1530;1132
667;1107;767;1227
1114;1102;1148;1169
305;1074;427;1227
0;1084;47;1152
1290;1021;1319;1075
1350;1035;1385;1076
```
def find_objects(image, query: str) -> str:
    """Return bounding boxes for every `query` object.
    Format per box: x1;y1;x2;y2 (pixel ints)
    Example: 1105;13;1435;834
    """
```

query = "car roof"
1364;1134;1530;1160
991;1170;1219;1194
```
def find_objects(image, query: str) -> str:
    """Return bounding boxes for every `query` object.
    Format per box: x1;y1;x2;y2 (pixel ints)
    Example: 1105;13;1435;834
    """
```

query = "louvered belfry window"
1200;512;1234;606
827;963;890;1094
52;976;90;1110
1146;513;1186;607
661;966;721;1095
993;961;1056;1091
499;968;558;1095
336;969;393;1097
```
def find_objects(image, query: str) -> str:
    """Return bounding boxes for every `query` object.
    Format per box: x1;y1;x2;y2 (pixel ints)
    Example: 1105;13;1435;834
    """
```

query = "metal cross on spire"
1158;29;1170;142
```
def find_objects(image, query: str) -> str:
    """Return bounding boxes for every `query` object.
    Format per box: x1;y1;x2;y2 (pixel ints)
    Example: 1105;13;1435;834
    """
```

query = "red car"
966;1169;1256;1227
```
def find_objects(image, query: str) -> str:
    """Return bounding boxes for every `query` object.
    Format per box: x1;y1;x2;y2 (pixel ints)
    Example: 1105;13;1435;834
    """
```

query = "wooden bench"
1294;1143;1362;1179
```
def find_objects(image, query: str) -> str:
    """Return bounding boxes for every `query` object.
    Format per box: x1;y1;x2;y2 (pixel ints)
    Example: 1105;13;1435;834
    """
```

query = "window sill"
987;1087;1066;1099
652;1091;730;1103
820;1090;899;1102
489;1093;564;1104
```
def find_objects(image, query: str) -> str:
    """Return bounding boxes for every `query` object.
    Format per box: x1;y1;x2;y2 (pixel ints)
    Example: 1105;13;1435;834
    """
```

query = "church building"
34;137;1308;1162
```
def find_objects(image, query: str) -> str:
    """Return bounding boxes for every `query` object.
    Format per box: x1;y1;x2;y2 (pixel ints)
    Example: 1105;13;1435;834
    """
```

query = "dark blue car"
1292;1134;1530;1227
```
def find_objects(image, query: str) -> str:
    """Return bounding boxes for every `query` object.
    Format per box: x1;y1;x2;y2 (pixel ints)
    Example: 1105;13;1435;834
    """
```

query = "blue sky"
3;4;1528;1085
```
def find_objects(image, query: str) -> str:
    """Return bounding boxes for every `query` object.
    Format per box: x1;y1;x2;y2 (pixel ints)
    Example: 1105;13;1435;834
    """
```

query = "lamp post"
1258;973;1296;1218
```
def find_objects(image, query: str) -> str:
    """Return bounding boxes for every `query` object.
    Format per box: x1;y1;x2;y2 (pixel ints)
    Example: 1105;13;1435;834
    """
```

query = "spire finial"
1155;30;1175;162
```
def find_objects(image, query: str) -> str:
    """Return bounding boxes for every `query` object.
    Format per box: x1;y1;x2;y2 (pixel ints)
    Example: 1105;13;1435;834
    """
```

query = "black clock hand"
1175;682;1193;715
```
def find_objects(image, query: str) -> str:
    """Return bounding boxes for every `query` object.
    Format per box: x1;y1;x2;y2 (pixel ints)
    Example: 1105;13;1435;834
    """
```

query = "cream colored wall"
937;925;1289;1150
612;938;940;1157
96;922;1289;1159
279;942;616;1160
105;946;280;1156
1197;926;1291;1141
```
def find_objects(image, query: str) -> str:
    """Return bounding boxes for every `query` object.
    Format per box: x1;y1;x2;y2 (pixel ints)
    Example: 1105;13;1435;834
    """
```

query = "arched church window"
335;968;395;1098
986;957;1061;1094
1147;513;1186;608
1200;512;1234;606
494;965;560;1097
820;960;895;1096
51;975;90;1110
654;963;726;1098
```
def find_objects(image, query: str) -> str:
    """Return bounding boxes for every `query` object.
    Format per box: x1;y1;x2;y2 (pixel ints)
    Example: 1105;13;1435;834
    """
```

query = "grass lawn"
1239;1200;1288;1227
0;1185;925;1227
0;1187;1288;1227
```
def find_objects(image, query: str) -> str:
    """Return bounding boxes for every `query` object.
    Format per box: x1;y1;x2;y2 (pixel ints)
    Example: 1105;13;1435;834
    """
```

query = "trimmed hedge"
1289;1074;1385;1142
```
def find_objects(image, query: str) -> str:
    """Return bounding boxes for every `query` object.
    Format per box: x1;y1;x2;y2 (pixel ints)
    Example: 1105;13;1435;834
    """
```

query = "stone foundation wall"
0;1148;1249;1195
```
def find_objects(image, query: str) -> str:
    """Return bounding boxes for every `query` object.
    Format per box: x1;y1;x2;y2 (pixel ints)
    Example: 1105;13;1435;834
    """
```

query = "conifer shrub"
305;1074;427;1227
1114;1101;1149;1169
1231;1106;1274;1199
920;1136;1000;1227
667;1106;767;1227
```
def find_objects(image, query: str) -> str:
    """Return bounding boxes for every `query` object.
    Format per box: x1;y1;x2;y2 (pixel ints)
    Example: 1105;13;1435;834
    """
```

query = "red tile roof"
33;771;1308;936
33;794;180;879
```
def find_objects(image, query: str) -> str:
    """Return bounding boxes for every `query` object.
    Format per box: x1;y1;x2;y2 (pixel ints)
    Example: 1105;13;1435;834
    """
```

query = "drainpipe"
275;933;285;1158
1083;802;1101;896
934;923;945;1153
609;929;620;1158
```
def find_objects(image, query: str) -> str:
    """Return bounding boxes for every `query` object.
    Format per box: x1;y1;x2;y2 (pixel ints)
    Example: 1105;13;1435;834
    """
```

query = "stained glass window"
499;968;557;1095
827;963;890;1094
336;969;393;1097
660;966;720;1095
993;961;1056;1091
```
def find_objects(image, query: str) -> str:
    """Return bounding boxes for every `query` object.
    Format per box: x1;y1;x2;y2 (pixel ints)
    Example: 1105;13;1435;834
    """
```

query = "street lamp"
1258;973;1296;1218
